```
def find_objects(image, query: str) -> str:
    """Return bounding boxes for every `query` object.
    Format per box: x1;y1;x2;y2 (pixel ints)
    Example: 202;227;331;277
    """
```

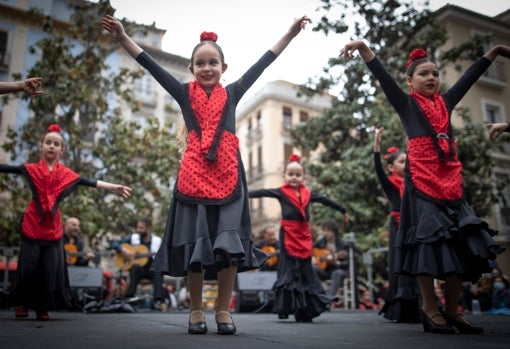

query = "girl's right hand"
101;15;125;39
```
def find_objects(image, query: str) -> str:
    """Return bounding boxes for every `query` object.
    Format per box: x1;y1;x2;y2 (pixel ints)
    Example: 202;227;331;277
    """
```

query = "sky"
106;0;509;98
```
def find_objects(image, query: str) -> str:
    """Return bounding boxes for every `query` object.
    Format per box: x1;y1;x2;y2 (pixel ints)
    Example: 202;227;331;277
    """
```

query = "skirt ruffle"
151;180;266;280
380;216;421;323
394;191;505;283
272;251;335;319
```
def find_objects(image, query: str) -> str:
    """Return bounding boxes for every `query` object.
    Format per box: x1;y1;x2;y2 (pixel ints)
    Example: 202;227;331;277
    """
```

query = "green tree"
0;0;181;246
293;0;499;251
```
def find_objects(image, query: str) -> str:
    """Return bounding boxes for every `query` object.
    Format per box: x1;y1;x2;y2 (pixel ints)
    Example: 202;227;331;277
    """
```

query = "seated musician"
312;219;349;297
110;216;166;307
63;217;95;267
255;224;280;271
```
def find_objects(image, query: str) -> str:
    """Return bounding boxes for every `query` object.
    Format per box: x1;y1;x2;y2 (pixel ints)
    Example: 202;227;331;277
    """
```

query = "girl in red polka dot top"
341;41;509;335
102;14;310;335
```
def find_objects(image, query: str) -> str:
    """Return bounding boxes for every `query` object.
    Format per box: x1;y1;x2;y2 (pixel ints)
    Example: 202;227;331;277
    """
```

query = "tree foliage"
292;0;500;253
0;0;181;247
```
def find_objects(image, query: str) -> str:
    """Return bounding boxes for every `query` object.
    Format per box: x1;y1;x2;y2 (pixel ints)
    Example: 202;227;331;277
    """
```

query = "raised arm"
373;127;383;153
270;16;310;57
341;40;376;63
483;45;510;62
96;180;132;199
0;78;43;95
101;15;143;59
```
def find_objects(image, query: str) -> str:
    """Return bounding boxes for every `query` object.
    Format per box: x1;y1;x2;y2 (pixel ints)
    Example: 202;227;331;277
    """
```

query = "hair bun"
200;31;218;42
406;48;427;68
47;124;62;133
288;154;301;163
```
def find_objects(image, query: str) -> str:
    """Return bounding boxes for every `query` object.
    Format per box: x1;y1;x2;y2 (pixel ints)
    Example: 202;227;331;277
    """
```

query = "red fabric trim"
281;219;312;259
388;174;404;198
280;184;311;219
188;81;227;155
22;161;79;240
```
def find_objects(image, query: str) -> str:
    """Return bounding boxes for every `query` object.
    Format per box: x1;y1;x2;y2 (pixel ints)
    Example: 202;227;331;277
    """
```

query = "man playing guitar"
312;220;349;298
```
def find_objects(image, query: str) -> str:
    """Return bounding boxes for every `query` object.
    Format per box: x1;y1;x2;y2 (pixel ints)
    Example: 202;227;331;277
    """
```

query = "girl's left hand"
114;185;132;198
289;15;311;37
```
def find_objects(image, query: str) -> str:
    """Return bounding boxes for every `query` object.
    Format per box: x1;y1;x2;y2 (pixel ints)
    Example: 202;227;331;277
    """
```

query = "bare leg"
443;276;465;322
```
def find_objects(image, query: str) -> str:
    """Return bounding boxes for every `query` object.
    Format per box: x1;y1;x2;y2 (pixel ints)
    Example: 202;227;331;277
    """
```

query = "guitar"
260;245;279;268
312;247;347;270
64;243;113;266
114;243;154;271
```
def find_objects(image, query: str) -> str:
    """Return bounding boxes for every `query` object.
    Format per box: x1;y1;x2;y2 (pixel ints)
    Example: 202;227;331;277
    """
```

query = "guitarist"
312;220;349;299
255;225;280;271
63;217;95;267
110;217;165;306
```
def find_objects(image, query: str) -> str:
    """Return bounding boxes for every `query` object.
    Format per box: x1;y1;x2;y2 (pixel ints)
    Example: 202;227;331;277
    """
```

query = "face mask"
494;282;505;291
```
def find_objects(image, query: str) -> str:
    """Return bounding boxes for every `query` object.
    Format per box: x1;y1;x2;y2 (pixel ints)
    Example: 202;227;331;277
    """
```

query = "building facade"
236;80;333;237
0;0;191;163
435;5;510;270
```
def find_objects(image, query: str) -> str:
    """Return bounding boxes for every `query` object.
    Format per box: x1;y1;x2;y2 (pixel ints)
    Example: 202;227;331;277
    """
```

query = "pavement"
1;307;509;349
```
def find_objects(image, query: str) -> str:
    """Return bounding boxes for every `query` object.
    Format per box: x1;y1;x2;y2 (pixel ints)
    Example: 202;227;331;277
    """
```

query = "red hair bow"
288;154;301;163
47;124;62;133
200;31;218;42
406;48;427;68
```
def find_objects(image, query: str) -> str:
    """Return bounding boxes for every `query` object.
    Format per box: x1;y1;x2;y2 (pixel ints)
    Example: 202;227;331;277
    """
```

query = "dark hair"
406;48;436;77
321;219;339;236
137;216;152;228
384;150;405;166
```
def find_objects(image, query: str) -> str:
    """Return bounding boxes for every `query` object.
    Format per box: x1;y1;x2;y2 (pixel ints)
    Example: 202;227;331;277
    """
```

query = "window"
0;30;8;68
257;145;263;174
284;143;293;165
283;106;292;130
135;73;153;99
483;102;504;124
299;110;309;124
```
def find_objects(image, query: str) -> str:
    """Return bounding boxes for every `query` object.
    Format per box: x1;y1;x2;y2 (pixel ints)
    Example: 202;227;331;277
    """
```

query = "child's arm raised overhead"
101;15;143;59
270;16;310;57
341;40;375;62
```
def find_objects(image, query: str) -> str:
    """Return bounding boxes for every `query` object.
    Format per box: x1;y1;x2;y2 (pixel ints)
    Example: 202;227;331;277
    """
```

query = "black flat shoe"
188;321;207;334
216;311;236;335
217;322;236;335
421;311;455;334
440;309;484;334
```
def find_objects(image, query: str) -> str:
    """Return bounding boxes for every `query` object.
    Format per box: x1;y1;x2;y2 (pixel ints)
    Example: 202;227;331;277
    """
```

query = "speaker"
68;267;104;308
235;271;277;313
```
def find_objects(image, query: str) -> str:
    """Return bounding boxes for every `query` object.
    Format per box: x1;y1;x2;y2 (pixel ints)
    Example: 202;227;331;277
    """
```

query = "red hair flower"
384;146;400;160
288;154;301;163
200;31;218;42
47;124;62;133
406;48;427;68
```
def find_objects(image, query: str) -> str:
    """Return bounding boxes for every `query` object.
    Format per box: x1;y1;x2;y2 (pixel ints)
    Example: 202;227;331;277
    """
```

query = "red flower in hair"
288;154;301;163
383;146;400;160
47;124;62;133
406;48;428;68
200;31;218;42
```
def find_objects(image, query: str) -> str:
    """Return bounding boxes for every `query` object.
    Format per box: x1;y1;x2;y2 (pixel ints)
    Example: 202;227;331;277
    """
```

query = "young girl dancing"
249;154;349;322
101;14;310;335
0;124;131;320
373;127;420;323
341;41;509;334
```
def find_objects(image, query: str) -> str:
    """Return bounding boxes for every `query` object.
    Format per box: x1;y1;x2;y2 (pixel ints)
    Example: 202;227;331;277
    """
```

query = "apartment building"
0;0;191;163
236;79;333;236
